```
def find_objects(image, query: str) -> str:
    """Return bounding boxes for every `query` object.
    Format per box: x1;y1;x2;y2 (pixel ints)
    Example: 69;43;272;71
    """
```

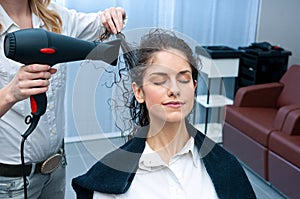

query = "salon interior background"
53;0;259;141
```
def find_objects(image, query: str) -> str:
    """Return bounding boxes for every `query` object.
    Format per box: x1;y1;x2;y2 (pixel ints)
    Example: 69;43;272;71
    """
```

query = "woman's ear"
132;82;145;103
193;80;197;89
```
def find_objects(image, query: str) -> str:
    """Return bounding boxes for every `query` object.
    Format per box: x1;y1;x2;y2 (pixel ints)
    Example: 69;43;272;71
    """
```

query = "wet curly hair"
114;28;200;136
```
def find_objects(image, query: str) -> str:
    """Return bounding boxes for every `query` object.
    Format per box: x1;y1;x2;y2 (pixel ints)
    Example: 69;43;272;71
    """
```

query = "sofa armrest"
282;109;300;135
273;104;300;130
234;82;284;107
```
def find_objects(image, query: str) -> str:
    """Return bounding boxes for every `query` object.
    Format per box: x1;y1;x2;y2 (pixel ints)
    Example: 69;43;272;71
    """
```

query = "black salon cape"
72;123;256;199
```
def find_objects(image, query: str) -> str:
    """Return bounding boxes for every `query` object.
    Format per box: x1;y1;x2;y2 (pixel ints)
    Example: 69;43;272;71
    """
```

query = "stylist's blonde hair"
0;0;62;33
30;0;62;33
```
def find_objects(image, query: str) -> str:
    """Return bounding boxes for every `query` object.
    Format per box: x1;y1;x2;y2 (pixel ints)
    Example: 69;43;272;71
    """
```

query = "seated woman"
72;28;256;199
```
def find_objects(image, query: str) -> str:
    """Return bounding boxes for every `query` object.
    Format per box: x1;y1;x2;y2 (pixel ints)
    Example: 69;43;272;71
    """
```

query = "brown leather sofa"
222;65;300;199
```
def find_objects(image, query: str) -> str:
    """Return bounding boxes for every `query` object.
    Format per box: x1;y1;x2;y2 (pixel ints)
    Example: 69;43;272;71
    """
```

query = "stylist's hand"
7;64;57;103
100;7;126;34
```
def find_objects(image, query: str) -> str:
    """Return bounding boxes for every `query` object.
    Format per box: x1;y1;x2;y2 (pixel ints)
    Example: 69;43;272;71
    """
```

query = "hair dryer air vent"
4;33;16;59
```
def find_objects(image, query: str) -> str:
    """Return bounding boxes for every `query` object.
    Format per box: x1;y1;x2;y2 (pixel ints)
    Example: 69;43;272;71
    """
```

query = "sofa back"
277;65;300;107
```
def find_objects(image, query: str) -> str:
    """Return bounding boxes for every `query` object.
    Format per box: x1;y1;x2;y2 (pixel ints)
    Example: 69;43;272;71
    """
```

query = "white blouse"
0;2;106;164
93;137;219;199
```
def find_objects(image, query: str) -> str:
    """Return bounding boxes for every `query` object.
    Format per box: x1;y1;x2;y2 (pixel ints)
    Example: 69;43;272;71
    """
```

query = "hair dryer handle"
30;93;47;116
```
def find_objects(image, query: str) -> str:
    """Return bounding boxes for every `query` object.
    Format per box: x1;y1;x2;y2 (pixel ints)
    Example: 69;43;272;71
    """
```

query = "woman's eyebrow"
178;70;192;75
148;69;192;77
149;72;168;77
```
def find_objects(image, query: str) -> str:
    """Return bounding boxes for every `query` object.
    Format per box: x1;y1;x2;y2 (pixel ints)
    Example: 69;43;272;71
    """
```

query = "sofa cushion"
225;105;277;146
269;131;300;168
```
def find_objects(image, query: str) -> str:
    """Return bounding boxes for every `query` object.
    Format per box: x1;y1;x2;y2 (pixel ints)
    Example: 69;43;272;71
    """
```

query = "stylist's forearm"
0;86;16;117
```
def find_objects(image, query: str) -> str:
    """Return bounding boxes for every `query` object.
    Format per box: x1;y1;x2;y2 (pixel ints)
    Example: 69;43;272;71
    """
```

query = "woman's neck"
147;120;190;164
0;0;32;29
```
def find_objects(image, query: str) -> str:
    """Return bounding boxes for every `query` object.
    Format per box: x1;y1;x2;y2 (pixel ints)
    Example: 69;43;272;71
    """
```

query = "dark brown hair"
115;28;200;132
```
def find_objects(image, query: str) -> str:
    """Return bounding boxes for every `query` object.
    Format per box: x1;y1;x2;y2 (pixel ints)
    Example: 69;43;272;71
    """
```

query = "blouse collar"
0;4;45;36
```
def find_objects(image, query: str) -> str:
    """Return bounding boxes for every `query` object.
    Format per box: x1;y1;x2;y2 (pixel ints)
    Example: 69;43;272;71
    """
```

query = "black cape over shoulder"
72;123;256;199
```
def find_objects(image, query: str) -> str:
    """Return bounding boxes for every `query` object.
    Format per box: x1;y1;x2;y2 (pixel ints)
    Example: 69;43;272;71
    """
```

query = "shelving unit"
194;46;240;143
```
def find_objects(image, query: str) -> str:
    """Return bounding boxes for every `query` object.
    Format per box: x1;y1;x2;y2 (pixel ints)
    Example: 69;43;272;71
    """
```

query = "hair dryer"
4;28;121;120
4;28;122;199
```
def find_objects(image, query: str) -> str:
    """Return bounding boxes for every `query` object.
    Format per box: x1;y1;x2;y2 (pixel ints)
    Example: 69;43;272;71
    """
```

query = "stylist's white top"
0;2;105;164
94;137;219;199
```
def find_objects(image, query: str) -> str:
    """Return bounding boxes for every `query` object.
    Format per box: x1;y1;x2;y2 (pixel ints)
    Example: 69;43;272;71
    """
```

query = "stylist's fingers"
101;11;113;33
112;7;125;33
22;64;50;74
101;7;126;34
7;64;55;102
22;64;55;80
21;64;56;92
49;67;57;75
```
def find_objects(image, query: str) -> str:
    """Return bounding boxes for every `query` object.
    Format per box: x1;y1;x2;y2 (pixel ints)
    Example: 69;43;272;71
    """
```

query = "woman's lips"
163;101;185;108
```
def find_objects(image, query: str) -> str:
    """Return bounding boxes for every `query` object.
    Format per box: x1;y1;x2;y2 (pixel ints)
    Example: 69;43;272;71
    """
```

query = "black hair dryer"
4;28;121;136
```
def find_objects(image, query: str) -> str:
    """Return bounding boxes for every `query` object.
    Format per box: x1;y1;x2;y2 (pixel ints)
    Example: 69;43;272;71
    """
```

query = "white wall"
256;0;300;66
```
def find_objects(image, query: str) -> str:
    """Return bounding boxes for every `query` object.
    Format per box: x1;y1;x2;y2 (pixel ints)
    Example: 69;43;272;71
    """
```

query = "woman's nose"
167;80;180;97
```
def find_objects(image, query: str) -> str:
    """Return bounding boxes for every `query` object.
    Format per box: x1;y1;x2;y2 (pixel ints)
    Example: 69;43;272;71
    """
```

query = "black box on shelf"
195;45;241;59
235;42;292;93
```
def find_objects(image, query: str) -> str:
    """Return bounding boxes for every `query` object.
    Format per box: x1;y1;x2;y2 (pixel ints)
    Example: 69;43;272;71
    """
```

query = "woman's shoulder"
72;133;147;196
193;130;256;198
193;129;241;166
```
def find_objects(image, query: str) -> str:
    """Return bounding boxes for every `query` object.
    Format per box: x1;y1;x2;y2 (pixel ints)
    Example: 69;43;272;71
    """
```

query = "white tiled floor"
64;137;288;199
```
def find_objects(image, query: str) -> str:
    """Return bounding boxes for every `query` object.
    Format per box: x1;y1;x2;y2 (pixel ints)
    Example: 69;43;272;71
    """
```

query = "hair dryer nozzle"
87;39;121;66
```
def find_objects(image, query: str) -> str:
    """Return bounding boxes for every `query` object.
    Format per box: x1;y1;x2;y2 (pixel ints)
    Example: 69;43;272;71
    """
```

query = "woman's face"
132;49;197;124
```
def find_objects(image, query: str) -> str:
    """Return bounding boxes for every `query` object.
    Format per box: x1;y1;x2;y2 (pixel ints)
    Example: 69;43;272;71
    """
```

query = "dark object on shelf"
236;41;292;93
195;45;241;59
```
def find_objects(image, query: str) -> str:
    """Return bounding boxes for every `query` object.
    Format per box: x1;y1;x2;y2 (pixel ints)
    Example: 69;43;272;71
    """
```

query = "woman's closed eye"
152;78;190;86
177;77;190;84
177;72;192;84
153;79;167;85
147;70;192;85
148;74;168;85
